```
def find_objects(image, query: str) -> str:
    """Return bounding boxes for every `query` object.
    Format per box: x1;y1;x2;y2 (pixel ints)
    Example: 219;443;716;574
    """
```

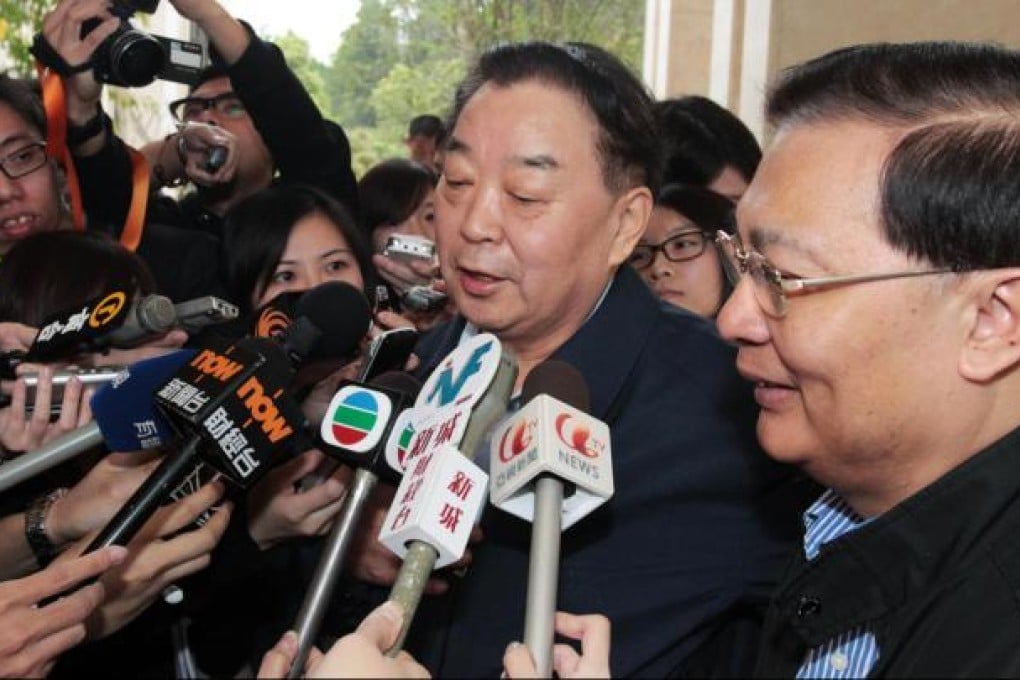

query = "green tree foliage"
325;0;401;128
311;0;645;176
0;0;52;76
268;31;331;116
370;58;466;138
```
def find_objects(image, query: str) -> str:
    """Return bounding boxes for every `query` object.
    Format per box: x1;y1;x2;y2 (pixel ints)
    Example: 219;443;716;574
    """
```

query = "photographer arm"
187;2;359;211
41;0;140;230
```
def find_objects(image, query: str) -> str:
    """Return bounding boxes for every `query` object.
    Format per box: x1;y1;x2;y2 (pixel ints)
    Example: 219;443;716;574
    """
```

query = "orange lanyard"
35;62;149;252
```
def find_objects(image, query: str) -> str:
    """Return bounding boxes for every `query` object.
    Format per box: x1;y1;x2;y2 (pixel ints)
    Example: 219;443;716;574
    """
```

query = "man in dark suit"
393;41;810;677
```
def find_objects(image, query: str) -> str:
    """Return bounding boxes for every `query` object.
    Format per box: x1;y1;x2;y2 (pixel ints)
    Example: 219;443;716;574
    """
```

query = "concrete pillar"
644;0;1020;143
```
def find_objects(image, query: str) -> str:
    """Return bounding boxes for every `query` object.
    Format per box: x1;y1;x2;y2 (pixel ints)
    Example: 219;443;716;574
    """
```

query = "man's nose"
716;276;770;345
459;189;502;244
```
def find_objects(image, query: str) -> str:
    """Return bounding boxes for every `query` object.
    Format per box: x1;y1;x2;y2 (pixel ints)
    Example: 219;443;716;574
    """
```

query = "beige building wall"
644;0;1020;142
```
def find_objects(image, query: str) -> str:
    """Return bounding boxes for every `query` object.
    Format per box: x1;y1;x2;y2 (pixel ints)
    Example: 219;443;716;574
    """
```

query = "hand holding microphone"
502;612;612;679
260;602;429;679
489;361;614;676
286;370;421;676
85;281;371;552
175;120;239;187
377;332;518;655
0;365;95;458
0;349;192;493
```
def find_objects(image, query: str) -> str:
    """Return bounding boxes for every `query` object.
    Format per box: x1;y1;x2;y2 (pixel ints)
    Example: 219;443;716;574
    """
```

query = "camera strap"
34;61;86;232
30;34;93;77
32;35;149;252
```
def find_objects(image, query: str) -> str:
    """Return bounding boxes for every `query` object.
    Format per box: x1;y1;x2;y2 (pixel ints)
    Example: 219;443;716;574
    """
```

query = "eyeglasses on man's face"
169;91;247;122
0;141;48;181
629;230;712;270
713;230;954;317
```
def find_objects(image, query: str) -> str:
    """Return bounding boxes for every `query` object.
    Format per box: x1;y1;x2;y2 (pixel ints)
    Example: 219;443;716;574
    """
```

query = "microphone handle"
85;437;201;551
289;467;379;678
0;423;103;493
385;539;439;657
524;475;564;678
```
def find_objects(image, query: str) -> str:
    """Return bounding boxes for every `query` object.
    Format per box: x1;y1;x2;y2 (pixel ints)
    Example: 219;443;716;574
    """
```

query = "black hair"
0;73;46;137
190;63;229;93
408;114;444;140
654;96;761;187
656;183;737;235
358;158;437;241
654;183;736;303
0;230;156;327
447;41;660;195
766;41;1020;270
222;183;376;313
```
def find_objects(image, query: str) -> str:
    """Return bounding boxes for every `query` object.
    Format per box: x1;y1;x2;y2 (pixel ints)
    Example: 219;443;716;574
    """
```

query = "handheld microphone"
27;291;174;361
287;371;421;677
85;282;372;551
489;361;614;676
249;291;303;340
377;332;518;655
0;350;192;493
25;292;241;363
100;294;177;348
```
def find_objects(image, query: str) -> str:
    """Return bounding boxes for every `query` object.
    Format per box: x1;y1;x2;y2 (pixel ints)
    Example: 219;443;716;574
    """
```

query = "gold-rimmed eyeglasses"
713;230;954;317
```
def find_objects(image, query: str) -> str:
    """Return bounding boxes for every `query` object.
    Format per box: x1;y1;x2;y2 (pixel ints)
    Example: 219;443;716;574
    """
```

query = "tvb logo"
321;386;393;453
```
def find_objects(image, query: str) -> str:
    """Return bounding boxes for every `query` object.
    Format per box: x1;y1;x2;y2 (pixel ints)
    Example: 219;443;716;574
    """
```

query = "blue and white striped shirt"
795;490;878;679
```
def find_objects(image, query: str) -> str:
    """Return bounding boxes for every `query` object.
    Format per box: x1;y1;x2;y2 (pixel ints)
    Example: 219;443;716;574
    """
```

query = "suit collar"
415;265;661;421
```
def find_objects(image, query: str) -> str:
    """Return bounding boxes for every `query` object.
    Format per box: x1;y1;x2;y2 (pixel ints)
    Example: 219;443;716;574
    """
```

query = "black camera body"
84;0;203;88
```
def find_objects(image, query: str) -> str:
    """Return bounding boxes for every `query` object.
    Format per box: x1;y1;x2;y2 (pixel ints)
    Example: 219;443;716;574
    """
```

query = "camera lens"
108;29;166;87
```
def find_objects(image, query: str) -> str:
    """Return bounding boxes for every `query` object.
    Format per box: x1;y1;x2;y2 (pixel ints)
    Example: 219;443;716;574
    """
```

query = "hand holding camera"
175;121;239;186
39;0;203;96
374;235;441;291
39;0;120;116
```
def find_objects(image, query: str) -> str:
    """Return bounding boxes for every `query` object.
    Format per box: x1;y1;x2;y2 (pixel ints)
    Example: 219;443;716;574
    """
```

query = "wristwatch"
24;488;68;568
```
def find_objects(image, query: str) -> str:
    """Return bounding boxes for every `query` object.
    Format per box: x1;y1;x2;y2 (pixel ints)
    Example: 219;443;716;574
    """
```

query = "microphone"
488;361;614;676
287;371;421;677
0;350;192;493
250;290;304;340
100;294;178;348
27;291;175;361
84;282;372;551
25;291;241;362
377;332;518;655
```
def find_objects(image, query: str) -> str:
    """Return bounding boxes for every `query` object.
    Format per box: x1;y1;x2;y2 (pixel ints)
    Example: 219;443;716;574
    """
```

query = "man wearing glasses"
508;41;1020;679
41;0;357;246
715;41;1020;676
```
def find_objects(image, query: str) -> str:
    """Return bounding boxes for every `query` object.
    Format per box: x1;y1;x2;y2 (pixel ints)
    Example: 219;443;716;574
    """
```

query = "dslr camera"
82;0;203;87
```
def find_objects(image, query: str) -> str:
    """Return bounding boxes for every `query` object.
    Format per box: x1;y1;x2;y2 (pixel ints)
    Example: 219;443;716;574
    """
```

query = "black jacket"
405;266;812;677
755;425;1020;678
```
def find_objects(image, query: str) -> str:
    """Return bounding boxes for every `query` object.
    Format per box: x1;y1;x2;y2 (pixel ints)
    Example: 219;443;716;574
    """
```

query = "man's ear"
959;270;1020;382
607;185;652;268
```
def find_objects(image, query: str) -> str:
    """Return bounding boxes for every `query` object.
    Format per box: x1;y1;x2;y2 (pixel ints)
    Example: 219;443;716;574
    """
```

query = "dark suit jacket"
406;265;812;677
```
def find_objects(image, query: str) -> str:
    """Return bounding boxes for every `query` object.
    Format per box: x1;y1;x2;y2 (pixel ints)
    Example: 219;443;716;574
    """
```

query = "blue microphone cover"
92;349;196;451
